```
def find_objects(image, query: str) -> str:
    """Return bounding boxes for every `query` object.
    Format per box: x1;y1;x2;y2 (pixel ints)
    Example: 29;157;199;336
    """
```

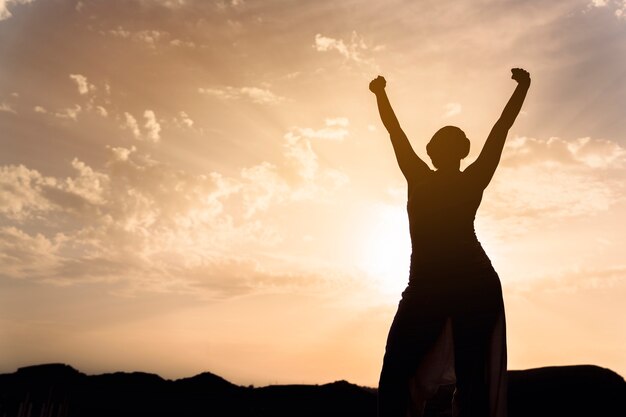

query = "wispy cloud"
54;105;82;120
199;86;285;104
169;38;196;47
69;74;95;95
481;136;626;235
137;0;187;9
134;30;165;47
283;120;351;193
314;34;352;58
0;0;34;21
589;0;608;6
95;106;108;117
289;117;350;142
0;164;54;220
588;0;626;18
443;102;462;118
108;26;131;38
0;101;16;114
174;111;194;128
0;119;350;294
0;148;265;290
509;265;626;295
502;136;626;169
616;0;626;18
122;111;162;141
107;26;195;48
215;0;245;12
143;110;161;142
123;112;141;138
313;31;382;69
240;162;290;218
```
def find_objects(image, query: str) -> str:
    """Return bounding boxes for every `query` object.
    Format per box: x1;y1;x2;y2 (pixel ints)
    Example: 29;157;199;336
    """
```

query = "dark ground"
0;363;624;417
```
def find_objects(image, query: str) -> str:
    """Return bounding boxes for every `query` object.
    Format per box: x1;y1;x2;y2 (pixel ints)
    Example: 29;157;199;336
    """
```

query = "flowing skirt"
378;260;507;417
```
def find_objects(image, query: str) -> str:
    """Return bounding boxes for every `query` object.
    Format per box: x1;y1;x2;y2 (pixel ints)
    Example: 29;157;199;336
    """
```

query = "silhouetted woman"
369;68;530;417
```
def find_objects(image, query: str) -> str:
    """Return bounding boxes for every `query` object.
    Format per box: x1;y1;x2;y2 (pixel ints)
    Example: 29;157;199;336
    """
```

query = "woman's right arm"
369;76;430;181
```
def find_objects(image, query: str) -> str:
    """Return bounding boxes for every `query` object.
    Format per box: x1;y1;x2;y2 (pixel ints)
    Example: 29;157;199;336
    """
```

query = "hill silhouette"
0;363;623;416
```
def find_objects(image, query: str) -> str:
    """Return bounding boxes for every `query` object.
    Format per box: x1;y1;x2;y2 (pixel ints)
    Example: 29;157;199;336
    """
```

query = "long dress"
378;168;507;417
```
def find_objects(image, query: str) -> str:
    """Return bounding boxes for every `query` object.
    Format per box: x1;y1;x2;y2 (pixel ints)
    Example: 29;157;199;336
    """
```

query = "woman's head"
426;126;470;170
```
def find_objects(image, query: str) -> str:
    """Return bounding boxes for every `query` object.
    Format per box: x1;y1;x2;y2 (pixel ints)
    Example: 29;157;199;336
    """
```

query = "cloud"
107;26;195;48
313;32;381;69
283;131;318;180
54;105;82;120
314;33;351;58
616;0;626;18
215;0;245;12
69;74;95;95
107;27;163;46
175;111;194;128
285;118;350;146
33;105;47;113
199;86;285;104
239;87;283;104
502;136;626;169
65;158;109;206
509;265;626;295
239;118;350;212
137;0;186;9
0;101;16;114
0;120;350;296
0;226;59;280
324;117;349;127
123;112;141;138
0;0;34;21
108;26;131;38
95;106;108;117
169;39;196;48
443;102;462;118
0;149;266;290
0;157;110;223
0;164;54;220
109;145;136;161
282;120;351;194
240;162;290;218
134;30;164;47
480;136;626;232
124;109;176;141
588;0;626;18
143;110;161;142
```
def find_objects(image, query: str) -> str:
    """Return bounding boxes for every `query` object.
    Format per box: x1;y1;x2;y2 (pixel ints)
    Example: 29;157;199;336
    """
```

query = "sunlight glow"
357;204;412;298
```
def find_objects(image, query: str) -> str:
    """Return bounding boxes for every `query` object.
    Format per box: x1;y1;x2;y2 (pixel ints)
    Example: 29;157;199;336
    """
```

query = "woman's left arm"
466;68;531;188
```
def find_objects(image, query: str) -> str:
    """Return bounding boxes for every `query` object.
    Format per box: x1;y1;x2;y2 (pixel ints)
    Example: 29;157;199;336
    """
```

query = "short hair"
426;126;470;167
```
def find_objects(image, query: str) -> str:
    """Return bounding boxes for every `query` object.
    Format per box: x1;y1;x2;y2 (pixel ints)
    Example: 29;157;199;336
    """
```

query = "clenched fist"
511;68;530;86
369;75;387;94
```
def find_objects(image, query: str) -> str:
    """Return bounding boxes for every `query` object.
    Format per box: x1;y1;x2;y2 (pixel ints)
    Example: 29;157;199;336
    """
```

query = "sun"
356;204;412;298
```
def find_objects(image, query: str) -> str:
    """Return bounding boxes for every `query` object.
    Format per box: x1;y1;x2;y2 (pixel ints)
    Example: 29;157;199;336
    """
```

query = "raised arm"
369;76;430;181
466;68;531;188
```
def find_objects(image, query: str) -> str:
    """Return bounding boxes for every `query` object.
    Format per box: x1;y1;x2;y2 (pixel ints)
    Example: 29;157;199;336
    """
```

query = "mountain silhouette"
0;363;623;416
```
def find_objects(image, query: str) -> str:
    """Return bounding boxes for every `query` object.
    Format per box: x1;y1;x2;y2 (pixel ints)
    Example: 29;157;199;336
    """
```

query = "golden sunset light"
1;0;625;389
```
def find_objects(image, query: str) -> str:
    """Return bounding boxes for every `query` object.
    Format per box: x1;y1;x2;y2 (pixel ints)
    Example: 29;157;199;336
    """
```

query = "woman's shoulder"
408;169;483;197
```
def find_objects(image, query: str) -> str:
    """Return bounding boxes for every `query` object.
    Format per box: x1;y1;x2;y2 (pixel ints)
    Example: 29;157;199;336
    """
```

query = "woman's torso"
407;169;493;284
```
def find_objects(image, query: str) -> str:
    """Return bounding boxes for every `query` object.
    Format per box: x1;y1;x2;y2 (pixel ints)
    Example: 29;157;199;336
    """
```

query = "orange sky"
1;0;625;386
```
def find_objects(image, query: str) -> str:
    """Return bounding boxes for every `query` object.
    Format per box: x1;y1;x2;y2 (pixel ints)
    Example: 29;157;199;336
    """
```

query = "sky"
0;0;625;386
